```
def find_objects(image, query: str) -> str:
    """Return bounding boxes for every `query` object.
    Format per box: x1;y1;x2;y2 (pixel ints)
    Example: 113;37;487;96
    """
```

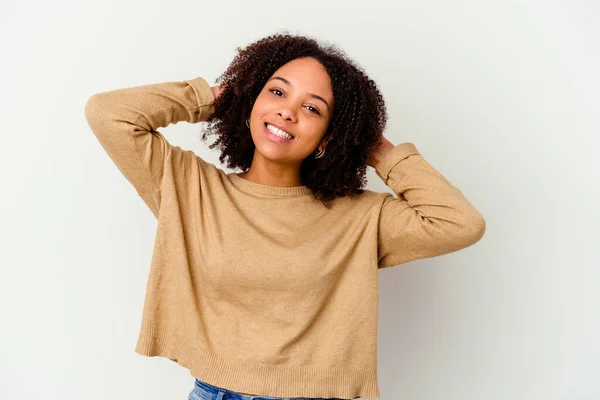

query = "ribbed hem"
135;323;380;399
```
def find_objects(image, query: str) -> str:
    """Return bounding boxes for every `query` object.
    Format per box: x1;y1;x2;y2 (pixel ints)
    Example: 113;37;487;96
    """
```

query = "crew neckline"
227;172;312;197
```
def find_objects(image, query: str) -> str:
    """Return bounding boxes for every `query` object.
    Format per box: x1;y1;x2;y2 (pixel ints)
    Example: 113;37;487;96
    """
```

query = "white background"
1;1;598;399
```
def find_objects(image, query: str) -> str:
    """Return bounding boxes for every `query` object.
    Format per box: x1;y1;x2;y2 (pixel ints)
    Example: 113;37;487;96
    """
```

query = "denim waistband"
192;377;346;400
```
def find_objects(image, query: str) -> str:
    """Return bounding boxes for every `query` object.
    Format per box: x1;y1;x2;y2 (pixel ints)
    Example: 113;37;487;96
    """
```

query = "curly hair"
201;32;388;208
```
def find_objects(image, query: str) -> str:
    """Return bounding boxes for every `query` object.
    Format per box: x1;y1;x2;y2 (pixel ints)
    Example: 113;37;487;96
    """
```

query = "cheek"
252;91;272;110
249;95;263;116
298;121;328;144
310;117;330;136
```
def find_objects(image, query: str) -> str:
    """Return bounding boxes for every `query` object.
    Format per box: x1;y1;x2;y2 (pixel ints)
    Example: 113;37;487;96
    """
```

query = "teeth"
267;124;293;140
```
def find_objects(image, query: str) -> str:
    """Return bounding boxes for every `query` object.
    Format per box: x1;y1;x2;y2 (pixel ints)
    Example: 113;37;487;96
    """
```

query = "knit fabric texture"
84;76;486;399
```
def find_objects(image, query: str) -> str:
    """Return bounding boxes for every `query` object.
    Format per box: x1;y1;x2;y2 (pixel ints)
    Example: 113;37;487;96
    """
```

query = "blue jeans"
189;377;347;400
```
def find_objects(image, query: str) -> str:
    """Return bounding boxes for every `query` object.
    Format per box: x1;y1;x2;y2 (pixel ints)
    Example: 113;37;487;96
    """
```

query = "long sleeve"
374;142;486;269
84;76;215;217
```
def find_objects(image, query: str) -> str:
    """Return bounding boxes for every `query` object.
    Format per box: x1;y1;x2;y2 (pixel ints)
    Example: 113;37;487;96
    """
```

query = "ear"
318;136;330;151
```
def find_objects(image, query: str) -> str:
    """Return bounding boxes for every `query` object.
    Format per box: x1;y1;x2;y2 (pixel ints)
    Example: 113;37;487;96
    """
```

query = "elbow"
441;215;486;254
464;213;486;246
84;92;112;120
84;94;111;136
84;94;101;121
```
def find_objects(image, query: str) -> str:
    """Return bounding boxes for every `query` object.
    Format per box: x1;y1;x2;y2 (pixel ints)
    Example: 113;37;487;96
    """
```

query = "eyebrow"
268;76;331;111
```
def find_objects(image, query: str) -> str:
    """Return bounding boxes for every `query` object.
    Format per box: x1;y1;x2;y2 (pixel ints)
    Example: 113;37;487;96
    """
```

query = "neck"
238;153;303;187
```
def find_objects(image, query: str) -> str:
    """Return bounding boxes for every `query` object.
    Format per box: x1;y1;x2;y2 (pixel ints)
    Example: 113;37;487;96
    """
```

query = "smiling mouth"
264;123;294;140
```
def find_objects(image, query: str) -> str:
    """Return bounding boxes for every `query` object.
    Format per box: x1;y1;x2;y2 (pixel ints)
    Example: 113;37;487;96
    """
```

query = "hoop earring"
246;119;250;129
314;148;326;159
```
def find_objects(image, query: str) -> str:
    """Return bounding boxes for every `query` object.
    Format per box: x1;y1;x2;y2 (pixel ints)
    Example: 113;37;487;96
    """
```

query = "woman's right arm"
84;77;216;217
211;83;225;100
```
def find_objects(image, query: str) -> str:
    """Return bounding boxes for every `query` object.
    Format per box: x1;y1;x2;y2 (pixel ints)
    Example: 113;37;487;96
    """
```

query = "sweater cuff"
374;142;420;184
183;77;216;123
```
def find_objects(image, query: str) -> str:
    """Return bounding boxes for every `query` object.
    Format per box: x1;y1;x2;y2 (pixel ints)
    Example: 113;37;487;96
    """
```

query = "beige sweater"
84;76;486;399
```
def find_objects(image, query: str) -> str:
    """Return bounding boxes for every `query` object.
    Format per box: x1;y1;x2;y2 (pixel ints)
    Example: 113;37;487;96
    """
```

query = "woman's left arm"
371;139;486;269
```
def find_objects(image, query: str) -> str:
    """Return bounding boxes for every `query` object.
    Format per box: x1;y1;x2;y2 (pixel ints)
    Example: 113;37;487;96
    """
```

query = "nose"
277;103;298;122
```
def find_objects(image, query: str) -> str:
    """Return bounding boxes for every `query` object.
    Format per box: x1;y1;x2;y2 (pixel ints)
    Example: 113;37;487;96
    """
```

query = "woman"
84;32;486;400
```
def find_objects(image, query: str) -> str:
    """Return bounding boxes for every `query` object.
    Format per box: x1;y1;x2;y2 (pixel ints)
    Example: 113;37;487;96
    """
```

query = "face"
248;57;334;165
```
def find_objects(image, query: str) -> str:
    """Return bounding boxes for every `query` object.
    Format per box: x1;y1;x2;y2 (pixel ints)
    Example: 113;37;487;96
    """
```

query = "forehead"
270;57;333;99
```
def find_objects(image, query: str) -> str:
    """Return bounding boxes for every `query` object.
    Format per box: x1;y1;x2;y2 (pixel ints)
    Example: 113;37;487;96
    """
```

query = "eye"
306;105;321;115
268;87;321;116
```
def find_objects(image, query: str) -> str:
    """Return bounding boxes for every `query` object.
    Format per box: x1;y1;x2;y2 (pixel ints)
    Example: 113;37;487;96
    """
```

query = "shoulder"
328;188;390;212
